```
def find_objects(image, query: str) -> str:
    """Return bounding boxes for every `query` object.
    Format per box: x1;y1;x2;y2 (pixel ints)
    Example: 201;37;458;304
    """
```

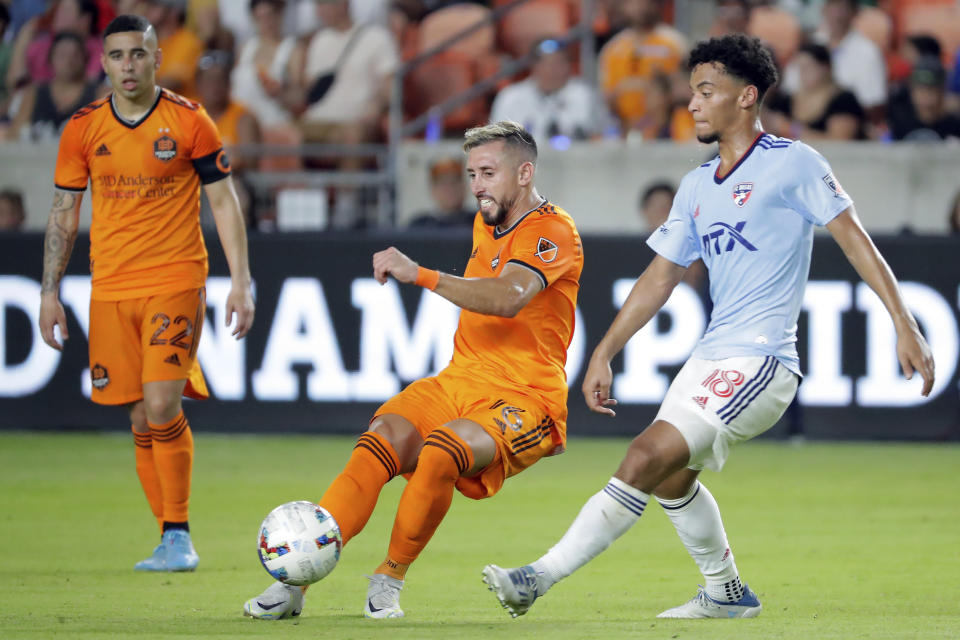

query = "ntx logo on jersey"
701;221;758;257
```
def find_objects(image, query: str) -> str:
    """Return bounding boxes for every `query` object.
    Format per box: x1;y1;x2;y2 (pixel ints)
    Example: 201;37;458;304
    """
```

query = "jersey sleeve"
506;215;580;289
53;116;89;192
781;142;853;226
191;105;231;184
645;174;700;267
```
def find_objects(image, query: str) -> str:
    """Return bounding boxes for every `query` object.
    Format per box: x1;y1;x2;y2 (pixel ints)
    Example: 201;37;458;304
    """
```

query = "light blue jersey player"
483;34;934;622
651;133;853;375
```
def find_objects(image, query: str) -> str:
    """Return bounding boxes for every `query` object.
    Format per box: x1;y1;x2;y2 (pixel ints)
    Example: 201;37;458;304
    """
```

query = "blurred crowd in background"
0;0;958;232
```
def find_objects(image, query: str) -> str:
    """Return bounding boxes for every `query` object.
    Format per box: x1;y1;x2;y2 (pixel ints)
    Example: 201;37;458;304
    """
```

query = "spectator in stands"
597;0;688;135
408;156;475;229
887;56;960;142
0;188;25;231
187;0;235;51
195;50;259;227
633;71;695;141
231;0;300;129
781;0;886;127
144;0;204;98
196;51;260;170
10;32;103;141
0;5;13;111
6;0;103;93
949;190;960;235
490;38;608;143
638;180;674;231
765;43;865;140
708;0;750;38
295;0;398;227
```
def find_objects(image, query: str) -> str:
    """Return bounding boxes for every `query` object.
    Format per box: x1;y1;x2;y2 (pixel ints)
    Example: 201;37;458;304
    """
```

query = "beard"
480;199;510;227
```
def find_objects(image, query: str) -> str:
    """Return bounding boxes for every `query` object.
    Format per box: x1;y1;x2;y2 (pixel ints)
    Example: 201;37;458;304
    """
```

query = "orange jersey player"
38;15;255;573
243;121;583;620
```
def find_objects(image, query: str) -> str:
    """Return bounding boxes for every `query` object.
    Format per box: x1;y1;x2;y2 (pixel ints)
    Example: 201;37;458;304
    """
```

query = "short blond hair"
462;121;537;163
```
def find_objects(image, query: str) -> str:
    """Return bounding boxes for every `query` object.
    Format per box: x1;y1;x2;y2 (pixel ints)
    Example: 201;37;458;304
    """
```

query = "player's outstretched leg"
655;480;761;618
243;582;305;620
483;476;648;616
365;426;475;618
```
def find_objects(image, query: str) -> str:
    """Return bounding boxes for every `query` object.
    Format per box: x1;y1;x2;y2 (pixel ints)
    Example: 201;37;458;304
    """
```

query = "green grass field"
1;432;958;639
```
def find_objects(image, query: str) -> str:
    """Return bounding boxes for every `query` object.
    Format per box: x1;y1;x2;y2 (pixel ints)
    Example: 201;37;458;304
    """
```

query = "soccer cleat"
656;584;762;619
481;564;542;618
363;574;404;618
243;581;305;620
134;529;199;572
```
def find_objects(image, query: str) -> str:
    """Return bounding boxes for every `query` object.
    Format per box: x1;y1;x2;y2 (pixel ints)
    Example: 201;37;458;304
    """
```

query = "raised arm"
583;254;687;416
372;246;543;317
826;206;934;395
204;176;255;338
39;189;83;350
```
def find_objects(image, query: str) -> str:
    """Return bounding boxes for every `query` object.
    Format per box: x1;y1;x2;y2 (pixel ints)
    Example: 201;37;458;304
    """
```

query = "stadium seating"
418;3;496;58
495;0;573;57
899;4;960;67
748;5;802;66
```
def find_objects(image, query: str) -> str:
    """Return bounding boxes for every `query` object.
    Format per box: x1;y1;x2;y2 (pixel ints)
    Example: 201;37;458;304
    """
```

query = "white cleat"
243;581;304;620
363;574;404;618
481;564;542;618
657;584;762;619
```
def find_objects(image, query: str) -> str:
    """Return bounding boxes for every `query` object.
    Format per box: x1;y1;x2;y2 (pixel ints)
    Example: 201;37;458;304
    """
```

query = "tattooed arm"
39;189;82;350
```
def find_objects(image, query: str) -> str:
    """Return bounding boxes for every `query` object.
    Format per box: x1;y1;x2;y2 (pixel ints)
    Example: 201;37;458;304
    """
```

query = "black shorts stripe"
512;432;547;455
429;431;469;473
189;287;205;360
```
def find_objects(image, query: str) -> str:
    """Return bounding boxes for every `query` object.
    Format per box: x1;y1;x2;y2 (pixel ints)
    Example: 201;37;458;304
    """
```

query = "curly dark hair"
688;34;779;102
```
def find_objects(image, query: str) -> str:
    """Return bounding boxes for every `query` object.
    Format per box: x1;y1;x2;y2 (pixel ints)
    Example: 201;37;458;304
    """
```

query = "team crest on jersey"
491;248;501;270
153;135;177;162
822;173;845;197
535;237;559;263
91;364;110;390
500;405;525;432
732;182;754;207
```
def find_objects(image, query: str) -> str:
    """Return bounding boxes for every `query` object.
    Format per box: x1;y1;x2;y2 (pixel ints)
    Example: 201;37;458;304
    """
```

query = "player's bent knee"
369;414;423;473
127;401;149;433
418;428;472;480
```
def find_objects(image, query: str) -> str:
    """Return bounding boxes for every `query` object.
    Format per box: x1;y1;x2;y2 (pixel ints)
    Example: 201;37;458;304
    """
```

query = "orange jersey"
54;89;230;301
598;27;686;124
447;200;583;427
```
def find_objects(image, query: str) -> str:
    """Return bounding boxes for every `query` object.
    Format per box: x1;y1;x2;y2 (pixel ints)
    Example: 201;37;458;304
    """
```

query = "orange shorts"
88;287;208;406
374;369;565;500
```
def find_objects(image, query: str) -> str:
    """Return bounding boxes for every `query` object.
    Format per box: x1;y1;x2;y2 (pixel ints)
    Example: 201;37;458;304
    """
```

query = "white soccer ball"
257;501;342;586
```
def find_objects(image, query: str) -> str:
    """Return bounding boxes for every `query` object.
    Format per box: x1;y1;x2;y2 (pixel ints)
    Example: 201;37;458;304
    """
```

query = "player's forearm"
41;191;81;295
208;183;252;286
434;272;528;317
595;274;675;360
841;232;916;332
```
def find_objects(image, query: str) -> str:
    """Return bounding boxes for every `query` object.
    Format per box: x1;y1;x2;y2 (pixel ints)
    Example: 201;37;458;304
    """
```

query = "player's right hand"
582;354;618;417
39;294;68;351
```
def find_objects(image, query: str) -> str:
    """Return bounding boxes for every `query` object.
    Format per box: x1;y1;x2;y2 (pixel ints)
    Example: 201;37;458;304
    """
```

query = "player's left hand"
225;284;255;339
897;324;935;396
373;246;418;285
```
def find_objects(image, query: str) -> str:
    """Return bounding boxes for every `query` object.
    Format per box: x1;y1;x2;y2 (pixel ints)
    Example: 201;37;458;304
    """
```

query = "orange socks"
132;427;164;531
380;427;474;579
148;412;194;525
319;432;400;545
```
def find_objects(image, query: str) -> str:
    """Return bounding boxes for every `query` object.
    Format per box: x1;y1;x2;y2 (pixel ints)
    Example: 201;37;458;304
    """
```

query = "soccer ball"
257;501;342;586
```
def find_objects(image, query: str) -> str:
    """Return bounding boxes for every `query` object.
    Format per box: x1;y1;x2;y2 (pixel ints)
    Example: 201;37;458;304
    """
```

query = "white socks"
531;477;648;590
657;481;744;603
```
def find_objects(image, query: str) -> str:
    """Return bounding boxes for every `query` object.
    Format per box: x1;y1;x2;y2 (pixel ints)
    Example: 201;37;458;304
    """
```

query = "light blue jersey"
647;133;853;374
